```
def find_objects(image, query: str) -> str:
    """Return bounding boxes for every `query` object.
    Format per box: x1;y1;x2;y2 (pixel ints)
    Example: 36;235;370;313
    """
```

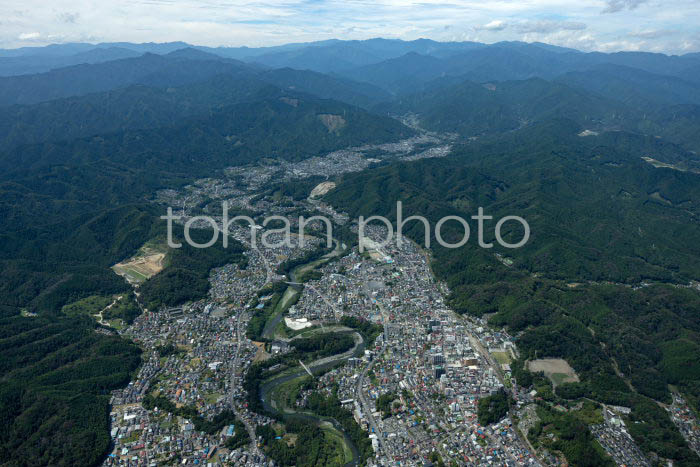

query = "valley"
101;130;696;466
1;35;700;467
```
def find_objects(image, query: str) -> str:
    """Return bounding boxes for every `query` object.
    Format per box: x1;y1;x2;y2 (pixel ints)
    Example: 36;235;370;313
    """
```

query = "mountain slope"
0;49;392;115
0;52;253;106
341;52;448;94
243;38;484;72
332;42;700;94
381;78;629;135
0;91;412;308
0;75;278;151
0;47;143;76
260;67;391;107
327;120;700;284
0;313;142;466
557;64;700;108
0;93;412;177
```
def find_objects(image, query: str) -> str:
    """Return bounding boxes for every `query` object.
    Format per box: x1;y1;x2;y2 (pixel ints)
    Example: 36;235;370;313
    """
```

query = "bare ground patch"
318;114;346;132
252;341;271;363
112;243;167;284
528;358;579;387
309;181;336;199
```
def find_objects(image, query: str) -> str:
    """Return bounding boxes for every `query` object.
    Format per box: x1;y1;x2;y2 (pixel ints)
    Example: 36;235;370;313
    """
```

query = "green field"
551;372;572;386
492;351;512;365
61;295;112;317
321;423;353;465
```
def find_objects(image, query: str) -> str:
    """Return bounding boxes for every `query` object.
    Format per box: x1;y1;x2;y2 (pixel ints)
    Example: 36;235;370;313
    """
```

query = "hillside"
326;120;700;284
379;75;700;155
557;64;700;108
380;78;629;135
0;50;390;109
0;92;412;310
0;313;142;466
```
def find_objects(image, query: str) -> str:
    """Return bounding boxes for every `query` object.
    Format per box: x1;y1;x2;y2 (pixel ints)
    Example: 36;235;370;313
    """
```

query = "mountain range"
1;38;700;466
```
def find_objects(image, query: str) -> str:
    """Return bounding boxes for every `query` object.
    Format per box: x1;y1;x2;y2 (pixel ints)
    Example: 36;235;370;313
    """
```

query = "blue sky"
1;0;699;54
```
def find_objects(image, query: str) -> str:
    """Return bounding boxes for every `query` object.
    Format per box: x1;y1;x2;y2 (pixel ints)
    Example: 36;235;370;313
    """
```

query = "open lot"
112;242;167;284
492;351;512;365
528;358;579;387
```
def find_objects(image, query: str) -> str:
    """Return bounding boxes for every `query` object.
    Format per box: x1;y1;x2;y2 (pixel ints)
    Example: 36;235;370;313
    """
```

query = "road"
354;296;391;458
229;308;261;457
291;268;389;457
463;314;542;464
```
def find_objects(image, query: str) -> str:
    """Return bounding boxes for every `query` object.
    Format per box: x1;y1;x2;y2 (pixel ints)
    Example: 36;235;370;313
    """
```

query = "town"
102;134;692;467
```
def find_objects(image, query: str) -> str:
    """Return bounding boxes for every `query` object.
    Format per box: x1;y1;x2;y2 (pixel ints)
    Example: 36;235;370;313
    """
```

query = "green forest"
0;313;141;466
139;227;247;310
477;388;511;426
256;419;346;466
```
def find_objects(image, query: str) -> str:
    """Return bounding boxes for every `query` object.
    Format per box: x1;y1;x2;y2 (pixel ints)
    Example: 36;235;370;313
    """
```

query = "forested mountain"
0;92;410;178
0;41;191;76
0;71;390;151
327;120;700;284
0;91;411;310
0;41;190;58
2;37;700;466
0;46;142;76
340;52;449;95
4;39;699;96
0;313;142;466
331;43;700;94
379;78;628;135
0;50;258;106
557;64;700;108
0;49;391;114
260;67;391;108
208;38;484;72
640;104;700;154
379;74;700;154
0;76;273;151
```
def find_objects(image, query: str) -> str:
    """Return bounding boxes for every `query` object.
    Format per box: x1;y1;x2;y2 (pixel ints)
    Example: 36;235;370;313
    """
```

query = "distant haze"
1;0;699;54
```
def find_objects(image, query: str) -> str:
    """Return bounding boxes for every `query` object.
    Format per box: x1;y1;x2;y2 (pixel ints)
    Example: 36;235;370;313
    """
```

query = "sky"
1;0;699;54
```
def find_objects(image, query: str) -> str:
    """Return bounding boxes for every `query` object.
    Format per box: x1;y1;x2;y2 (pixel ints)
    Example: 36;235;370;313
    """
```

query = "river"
256;239;366;466
258;330;366;466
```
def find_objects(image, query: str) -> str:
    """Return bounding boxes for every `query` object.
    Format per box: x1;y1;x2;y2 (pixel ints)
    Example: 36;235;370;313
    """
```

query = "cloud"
629;29;675;39
515;20;586;34
18;32;40;40
602;0;648;14
58;12;79;24
479;20;507;31
475;19;587;34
